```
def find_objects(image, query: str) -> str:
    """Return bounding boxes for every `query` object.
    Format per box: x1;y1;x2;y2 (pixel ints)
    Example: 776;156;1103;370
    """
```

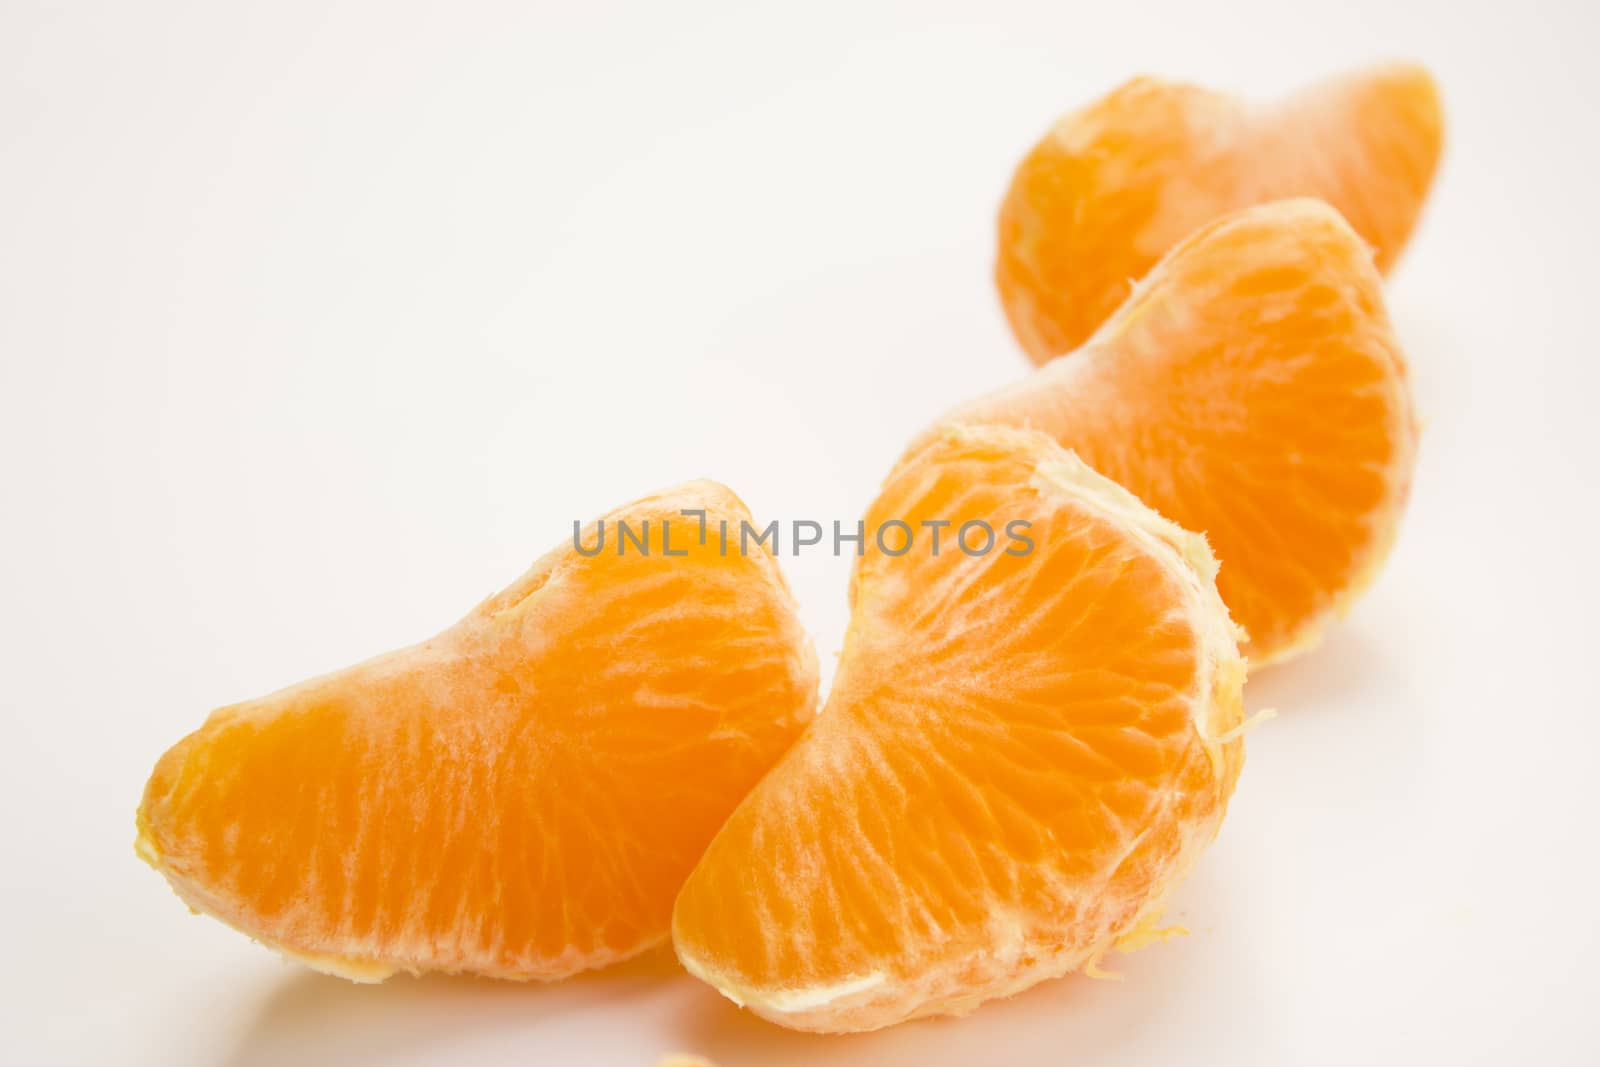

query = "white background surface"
4;2;1598;1063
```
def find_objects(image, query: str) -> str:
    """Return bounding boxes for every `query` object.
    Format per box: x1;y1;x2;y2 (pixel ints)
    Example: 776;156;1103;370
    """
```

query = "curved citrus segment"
997;61;1443;360
672;425;1245;1033
948;198;1416;664
137;482;818;981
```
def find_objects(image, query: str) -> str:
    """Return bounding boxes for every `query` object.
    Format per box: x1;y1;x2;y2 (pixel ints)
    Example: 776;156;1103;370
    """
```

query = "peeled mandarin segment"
136;481;818;981
672;425;1245;1033
996;61;1444;361
951;198;1417;664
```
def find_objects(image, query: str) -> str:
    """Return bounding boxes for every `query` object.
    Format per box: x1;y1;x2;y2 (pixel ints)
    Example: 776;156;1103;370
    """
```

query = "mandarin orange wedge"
672;425;1246;1032
137;482;818;981
997;61;1443;361
940;198;1417;664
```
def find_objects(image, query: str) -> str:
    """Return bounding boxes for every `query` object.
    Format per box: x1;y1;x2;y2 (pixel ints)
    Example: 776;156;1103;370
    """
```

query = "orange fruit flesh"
672;425;1245;1032
997;61;1443;361
948;198;1416;664
137;482;818;981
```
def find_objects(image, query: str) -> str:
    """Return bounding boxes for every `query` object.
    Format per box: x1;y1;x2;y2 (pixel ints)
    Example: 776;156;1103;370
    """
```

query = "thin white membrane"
1025;430;1245;767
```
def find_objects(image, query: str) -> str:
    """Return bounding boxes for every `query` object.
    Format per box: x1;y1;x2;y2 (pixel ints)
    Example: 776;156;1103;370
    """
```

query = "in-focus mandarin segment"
948;199;1417;664
997;61;1443;360
672;425;1246;1033
137;482;818;981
